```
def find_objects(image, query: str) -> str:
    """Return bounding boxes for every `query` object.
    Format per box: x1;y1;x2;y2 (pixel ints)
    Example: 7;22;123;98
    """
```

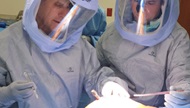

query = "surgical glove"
164;83;190;108
0;81;35;104
101;81;130;97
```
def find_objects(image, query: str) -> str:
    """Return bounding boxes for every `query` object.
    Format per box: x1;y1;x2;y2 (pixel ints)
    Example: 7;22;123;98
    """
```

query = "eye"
55;1;72;9
55;2;64;8
146;0;156;5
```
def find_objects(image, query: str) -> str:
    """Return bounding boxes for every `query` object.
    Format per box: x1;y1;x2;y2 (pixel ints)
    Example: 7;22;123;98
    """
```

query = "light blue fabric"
97;22;190;107
22;0;98;53
0;21;128;108
82;7;107;46
114;0;179;46
96;0;190;107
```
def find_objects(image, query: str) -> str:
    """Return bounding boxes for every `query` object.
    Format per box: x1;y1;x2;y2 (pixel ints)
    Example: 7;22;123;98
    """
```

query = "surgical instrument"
91;89;100;100
23;72;39;99
133;90;184;97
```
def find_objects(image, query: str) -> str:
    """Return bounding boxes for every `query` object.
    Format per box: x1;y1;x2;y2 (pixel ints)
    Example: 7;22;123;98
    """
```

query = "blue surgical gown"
0;21;127;108
96;23;190;107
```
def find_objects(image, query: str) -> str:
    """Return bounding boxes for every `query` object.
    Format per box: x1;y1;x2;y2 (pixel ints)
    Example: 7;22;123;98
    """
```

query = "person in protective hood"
0;0;130;107
96;0;190;107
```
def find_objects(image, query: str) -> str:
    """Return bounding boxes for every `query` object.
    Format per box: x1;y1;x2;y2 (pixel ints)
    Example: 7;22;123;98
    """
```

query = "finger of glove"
165;94;189;105
170;86;183;91
18;88;34;98
164;102;174;108
165;102;190;108
11;82;35;98
12;81;34;91
170;90;190;100
12;87;34;101
170;85;190;99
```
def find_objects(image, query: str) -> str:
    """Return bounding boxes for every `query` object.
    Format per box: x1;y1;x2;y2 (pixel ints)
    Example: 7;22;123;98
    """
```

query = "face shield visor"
119;0;167;35
115;0;179;46
22;0;98;52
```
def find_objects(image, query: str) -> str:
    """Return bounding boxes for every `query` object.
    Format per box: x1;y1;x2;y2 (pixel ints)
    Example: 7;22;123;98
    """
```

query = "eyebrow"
55;0;70;7
56;0;69;4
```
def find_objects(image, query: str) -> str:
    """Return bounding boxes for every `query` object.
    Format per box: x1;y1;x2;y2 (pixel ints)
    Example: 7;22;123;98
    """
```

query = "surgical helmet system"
22;0;98;52
115;0;179;46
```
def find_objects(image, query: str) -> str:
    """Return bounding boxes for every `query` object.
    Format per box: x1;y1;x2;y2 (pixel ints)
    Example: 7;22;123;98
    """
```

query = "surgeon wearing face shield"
96;0;190;107
0;0;131;108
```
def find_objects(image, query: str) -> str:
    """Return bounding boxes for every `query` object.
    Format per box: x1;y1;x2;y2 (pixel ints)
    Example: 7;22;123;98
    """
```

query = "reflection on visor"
51;5;79;41
136;0;145;35
136;0;141;13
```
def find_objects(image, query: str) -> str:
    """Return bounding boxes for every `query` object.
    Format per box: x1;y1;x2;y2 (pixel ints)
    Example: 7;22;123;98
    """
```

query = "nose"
58;9;69;19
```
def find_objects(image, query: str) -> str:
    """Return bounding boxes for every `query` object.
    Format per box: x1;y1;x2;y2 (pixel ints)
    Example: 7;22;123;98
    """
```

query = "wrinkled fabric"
0;21;128;108
96;0;190;107
82;7;107;47
96;22;190;107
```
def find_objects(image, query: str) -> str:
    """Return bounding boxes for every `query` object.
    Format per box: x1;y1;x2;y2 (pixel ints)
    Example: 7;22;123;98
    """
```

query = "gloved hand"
101;81;130;97
0;80;35;104
164;83;190;108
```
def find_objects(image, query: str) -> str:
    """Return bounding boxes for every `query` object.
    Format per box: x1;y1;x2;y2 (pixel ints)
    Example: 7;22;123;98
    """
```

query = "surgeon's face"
36;0;71;34
131;0;163;24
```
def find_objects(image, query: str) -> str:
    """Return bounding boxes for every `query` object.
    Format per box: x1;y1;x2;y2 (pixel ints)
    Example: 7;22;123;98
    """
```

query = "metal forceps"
132;90;184;97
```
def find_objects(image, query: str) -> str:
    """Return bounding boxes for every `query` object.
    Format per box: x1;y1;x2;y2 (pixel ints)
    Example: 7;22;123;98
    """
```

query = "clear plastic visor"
35;0;95;42
119;0;167;35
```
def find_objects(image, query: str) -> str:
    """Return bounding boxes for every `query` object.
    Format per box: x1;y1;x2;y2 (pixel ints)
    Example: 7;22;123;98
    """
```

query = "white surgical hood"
22;0;98;53
114;0;179;46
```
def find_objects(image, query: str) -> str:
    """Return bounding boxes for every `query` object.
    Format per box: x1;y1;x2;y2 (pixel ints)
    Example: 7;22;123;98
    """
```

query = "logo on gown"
148;51;156;57
67;67;74;72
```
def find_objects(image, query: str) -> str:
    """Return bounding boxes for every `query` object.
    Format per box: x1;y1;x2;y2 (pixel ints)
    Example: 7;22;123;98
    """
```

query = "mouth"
53;20;60;24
